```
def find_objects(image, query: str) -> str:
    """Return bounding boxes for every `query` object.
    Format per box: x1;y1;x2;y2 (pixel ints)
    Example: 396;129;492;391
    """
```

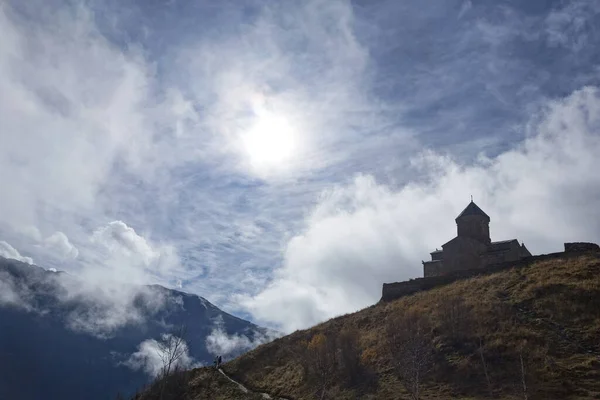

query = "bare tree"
519;351;528;400
468;309;495;398
436;295;472;339
304;333;337;399
386;310;434;400
478;335;493;396
156;325;188;400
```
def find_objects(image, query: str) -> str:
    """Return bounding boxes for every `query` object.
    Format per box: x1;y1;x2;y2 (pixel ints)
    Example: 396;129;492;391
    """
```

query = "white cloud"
240;86;600;333
6;228;78;262
124;334;197;377
59;283;169;337
169;0;373;181
0;2;184;334
17;226;43;242
89;220;181;284
544;2;600;52
0;241;34;264
0;269;33;310
92;221;159;266
0;3;158;231
205;316;277;358
43;231;79;259
458;0;472;19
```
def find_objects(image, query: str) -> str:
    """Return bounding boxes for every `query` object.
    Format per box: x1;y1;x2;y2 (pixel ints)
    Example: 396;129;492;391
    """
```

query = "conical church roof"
455;200;490;221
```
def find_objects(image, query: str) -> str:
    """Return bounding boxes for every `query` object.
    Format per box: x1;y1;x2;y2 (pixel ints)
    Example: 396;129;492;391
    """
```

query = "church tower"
455;200;491;244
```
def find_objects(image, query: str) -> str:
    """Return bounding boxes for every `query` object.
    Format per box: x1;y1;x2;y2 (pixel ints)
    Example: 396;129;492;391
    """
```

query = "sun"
242;111;297;172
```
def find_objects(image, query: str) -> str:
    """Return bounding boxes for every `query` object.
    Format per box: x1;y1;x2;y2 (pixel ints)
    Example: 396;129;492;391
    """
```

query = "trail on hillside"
218;368;290;400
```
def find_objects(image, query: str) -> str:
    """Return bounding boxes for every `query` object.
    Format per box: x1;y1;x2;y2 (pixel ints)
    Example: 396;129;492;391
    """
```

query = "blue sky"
1;0;600;333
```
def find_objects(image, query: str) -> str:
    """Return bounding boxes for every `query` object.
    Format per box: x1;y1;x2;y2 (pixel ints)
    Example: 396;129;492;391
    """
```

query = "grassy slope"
134;368;266;400
151;253;600;400
186;369;266;400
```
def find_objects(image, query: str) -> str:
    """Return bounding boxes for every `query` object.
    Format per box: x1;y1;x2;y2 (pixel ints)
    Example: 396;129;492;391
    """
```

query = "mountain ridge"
0;256;273;400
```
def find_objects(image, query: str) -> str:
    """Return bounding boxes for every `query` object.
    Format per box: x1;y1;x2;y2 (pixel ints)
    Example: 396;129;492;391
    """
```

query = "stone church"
423;200;531;277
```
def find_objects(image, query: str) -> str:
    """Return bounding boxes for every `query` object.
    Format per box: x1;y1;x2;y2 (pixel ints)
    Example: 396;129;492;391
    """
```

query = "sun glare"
242;111;297;172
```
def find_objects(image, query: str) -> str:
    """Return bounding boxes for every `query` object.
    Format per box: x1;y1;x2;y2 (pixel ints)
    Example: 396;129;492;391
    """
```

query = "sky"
1;0;600;333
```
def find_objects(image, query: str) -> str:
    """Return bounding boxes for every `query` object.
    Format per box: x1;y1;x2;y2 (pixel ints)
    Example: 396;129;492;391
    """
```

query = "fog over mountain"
0;257;276;400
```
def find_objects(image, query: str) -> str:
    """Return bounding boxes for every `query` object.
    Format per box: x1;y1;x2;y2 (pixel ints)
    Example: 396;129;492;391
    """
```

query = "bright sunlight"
242;111;297;173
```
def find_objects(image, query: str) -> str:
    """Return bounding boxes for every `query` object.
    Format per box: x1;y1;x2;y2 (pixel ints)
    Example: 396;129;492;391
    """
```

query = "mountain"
137;249;600;399
0;257;272;400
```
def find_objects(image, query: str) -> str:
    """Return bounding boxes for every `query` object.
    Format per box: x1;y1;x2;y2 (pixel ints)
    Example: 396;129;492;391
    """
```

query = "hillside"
139;250;600;400
0;257;270;400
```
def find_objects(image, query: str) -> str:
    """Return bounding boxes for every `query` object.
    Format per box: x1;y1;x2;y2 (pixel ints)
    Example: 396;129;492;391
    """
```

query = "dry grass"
133;368;266;400
141;253;600;400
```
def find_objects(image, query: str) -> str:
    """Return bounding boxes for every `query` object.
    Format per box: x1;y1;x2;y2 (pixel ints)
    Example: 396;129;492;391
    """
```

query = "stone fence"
564;242;600;253
380;242;599;303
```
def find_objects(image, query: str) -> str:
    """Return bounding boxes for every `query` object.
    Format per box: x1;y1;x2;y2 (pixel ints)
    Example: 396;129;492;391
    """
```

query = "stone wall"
481;241;521;267
456;215;490;244
423;261;444;277
442;236;488;274
481;250;509;266
564;242;600;253
381;242;599;303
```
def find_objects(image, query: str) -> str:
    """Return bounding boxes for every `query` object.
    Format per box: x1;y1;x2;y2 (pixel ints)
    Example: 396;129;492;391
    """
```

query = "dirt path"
218;368;289;400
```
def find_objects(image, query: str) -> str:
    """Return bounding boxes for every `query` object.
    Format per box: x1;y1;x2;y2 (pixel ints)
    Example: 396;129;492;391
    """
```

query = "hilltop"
137;249;600;399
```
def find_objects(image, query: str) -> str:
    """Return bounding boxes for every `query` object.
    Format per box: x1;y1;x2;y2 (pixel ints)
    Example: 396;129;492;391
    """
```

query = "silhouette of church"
423;200;531;277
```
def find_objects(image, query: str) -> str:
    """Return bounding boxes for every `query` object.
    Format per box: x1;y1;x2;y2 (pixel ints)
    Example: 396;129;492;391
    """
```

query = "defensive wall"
380;242;600;303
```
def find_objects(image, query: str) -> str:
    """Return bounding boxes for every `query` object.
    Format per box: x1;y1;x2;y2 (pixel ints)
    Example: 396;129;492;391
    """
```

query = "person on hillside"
214;356;219;369
217;355;222;368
